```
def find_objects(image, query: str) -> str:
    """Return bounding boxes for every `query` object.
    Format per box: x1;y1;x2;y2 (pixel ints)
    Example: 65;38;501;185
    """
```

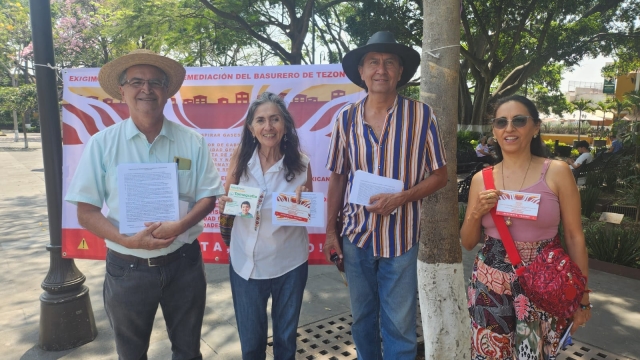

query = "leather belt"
108;248;183;267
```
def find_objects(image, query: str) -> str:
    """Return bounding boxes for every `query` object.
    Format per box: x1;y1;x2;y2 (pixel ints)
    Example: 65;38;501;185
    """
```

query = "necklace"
501;157;532;226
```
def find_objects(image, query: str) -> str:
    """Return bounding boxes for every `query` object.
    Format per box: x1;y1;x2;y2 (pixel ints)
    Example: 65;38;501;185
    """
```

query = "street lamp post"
29;0;97;350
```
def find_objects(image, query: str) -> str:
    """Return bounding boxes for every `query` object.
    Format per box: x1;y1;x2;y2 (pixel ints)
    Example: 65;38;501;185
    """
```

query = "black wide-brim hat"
342;31;420;89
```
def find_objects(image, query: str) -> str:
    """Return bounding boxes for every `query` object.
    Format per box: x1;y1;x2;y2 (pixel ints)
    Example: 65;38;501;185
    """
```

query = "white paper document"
117;163;180;234
272;192;325;227
496;190;540;220
348;170;404;206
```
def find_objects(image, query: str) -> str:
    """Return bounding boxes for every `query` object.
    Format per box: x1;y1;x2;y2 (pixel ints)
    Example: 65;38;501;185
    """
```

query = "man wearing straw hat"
65;50;224;359
323;31;448;359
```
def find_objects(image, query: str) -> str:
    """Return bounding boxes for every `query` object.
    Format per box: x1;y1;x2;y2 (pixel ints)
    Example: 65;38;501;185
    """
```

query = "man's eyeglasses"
121;78;167;89
491;115;532;130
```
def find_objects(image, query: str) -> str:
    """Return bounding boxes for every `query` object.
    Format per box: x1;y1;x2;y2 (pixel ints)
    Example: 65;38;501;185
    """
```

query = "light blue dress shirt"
65;118;225;258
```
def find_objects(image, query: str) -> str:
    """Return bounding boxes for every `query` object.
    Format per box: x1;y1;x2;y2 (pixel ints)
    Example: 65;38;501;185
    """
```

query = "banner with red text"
61;64;365;264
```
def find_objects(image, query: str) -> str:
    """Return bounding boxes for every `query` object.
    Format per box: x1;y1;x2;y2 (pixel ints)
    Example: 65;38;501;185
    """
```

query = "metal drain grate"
557;340;635;360
267;300;632;360
267;311;424;360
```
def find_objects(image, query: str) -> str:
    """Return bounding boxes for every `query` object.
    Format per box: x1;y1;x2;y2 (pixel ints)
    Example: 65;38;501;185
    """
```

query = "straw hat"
341;31;420;90
98;49;186;100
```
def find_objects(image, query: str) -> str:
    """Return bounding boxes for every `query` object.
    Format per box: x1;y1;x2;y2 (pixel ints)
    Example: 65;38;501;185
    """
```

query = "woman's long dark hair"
491;95;549;162
233;92;305;182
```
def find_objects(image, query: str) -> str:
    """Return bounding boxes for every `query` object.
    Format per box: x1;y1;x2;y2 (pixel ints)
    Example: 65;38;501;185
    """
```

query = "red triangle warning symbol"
78;238;89;250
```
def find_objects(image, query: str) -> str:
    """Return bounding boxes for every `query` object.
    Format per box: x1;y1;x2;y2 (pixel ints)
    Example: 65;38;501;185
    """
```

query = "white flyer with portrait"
496;190;540;220
272;192;324;227
224;184;262;219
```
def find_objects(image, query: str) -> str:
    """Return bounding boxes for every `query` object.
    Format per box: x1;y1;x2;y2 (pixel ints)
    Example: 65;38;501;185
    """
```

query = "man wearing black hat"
323;31;447;359
65;50;224;359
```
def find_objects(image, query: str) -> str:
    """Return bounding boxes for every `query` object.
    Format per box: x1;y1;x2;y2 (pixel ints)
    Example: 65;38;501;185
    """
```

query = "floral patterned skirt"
468;235;571;360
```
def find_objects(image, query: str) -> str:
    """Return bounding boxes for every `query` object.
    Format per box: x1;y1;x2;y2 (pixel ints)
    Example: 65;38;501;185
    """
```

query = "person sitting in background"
487;136;496;151
567;140;593;170
475;136;494;165
606;134;623;153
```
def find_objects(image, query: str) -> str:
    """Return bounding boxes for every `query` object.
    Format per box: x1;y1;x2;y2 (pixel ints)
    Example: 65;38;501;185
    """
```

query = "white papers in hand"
272;192;325;227
348;170;403;206
117;163;180;234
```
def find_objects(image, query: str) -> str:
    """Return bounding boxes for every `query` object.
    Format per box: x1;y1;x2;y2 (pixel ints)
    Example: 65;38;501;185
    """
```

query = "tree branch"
495;0;539;76
460;46;487;73
198;0;294;62
460;5;475;54
467;0;491;50
317;0;351;13
583;0;625;18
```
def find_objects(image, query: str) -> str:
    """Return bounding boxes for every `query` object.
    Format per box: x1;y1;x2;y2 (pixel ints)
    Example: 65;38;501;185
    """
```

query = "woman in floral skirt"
460;95;591;359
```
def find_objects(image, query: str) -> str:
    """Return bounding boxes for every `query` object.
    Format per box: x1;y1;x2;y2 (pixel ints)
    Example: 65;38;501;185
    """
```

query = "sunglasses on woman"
491;115;532;129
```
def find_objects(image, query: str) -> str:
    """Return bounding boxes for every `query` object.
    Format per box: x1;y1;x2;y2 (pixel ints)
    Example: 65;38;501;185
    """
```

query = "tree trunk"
22;111;29;149
23;59;29;148
419;0;470;358
13;110;19;142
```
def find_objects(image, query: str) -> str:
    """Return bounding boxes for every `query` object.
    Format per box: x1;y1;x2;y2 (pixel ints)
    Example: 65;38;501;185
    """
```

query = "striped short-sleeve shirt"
325;95;446;257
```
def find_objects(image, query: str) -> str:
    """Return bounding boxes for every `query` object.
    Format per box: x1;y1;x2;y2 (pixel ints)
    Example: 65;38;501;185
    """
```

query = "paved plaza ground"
0;133;638;359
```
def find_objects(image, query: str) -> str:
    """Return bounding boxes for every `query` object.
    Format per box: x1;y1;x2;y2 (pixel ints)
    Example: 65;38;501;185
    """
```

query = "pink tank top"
481;159;560;242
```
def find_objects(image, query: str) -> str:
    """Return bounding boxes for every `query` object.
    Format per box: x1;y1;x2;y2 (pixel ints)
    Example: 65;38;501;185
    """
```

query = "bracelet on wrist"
580;303;592;310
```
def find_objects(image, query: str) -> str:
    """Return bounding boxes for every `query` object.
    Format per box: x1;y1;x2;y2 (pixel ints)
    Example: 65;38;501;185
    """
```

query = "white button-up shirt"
230;149;310;280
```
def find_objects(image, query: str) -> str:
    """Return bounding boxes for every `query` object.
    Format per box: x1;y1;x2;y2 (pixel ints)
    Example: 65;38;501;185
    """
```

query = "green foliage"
571;148;579;157
195;0;353;65
459;203;467;229
584;223;640;268
572;99;594;119
603;171;618;194
535;92;572;118
617;163;640;211
458;0;638;127
457;130;482;152
345;0;421;48
543;139;555;153
0;110;14;129
580;187;601;218
399;85;419;101
608;98;633;123
0;84;37;113
0;0;31;89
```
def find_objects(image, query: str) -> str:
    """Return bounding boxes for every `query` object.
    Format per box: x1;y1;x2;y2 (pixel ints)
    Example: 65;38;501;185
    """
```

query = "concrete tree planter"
589;258;640;280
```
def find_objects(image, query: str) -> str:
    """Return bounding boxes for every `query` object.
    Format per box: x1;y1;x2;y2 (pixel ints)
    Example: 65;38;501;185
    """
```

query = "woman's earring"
253;136;256;143
284;134;288;142
534;133;538;138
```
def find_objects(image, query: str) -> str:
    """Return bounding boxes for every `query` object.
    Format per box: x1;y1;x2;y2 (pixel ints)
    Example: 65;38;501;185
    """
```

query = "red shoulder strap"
481;167;524;272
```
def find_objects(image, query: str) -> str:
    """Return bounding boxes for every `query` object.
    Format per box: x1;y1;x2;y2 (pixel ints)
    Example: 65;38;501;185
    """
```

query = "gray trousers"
104;240;206;360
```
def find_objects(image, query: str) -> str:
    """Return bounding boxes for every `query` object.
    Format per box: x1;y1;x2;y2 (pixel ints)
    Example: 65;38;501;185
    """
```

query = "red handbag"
482;167;587;319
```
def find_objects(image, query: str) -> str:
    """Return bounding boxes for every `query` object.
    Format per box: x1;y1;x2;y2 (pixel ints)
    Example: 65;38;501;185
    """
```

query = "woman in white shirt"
476;136;494;164
218;92;312;360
